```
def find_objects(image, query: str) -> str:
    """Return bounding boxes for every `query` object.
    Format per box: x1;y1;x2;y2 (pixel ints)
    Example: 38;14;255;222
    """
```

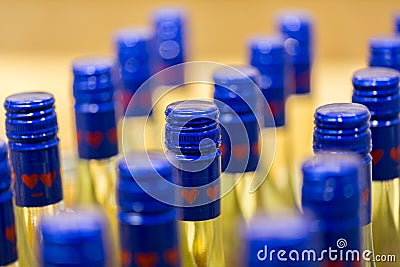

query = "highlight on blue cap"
242;213;312;266
369;35;400;50
117;152;173;213
314;103;370;129
40;208;108;266
352;67;400;88
4;92;58;141
0;140;11;191
352;67;400;118
114;27;153;51
153;7;186;40
72;56;113;76
277;11;313;40
248;35;285;65
302;153;361;236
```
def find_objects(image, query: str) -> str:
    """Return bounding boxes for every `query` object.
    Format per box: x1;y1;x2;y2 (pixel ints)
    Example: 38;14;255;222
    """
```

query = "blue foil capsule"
72;56;119;160
369;36;400;71
117;152;179;267
40;209;108;267
165;100;221;221
213;65;260;173
0;190;17;266
4;92;63;207
313;103;372;226
248;36;286;126
302;153;362;266
352;67;400;180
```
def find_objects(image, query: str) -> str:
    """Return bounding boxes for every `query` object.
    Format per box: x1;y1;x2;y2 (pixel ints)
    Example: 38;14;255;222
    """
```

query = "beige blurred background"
0;0;398;152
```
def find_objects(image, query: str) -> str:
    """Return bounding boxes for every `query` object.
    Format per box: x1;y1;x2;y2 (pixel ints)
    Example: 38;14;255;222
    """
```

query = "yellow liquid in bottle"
286;94;314;209
259;127;298;213
16;202;64;266
180;218;225;267
372;180;400;267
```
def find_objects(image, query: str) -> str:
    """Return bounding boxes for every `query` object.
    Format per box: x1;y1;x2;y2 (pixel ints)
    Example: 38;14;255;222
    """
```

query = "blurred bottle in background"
313;103;375;266
395;13;400;35
152;7;187;86
213;65;261;267
0;140;19;267
165;100;225;267
72;56;118;212
369;36;400;71
248;35;297;212
117;152;180;267
4;92;65;265
241;213;314;267
302;153;366;266
114;27;155;152
39;208;111;267
277;11;314;209
352;67;400;266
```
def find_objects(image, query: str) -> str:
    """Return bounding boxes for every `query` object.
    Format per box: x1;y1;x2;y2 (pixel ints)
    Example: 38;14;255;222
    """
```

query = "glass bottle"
117;152;180;267
277;11;314;208
165;100;225;267
248;35;297;212
0;140;19;267
302;153;364;266
213;65;262;267
4;92;65;265
313;103;375;267
114;28;155;152
352;67;400;266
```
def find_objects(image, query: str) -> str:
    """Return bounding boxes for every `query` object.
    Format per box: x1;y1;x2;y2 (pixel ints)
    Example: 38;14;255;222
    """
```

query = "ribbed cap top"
302;153;361;231
4;92;58;142
117;152;173;213
114;27;153;52
369;36;400;50
153;8;186;40
243;214;311;266
313;103;371;155
0;140;11;191
165;100;221;155
72;56;114;103
369;36;400;70
352;67;400;119
40;209;107;266
213;65;259;114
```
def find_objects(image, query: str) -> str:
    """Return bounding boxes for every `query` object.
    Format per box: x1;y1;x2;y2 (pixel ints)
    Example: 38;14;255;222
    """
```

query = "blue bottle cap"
277;11;313;42
396;13;400;34
153;8;186;41
369;36;400;70
0;140;11;191
213;65;259;113
4;92;58;143
352;67;400;118
0;190;17;266
165;100;221;155
242;214;312;266
72;56;114;102
213;66;260;173
73;57;118;160
72;56;113;76
117;152;173;213
313;103;372;155
114;27;153;81
165;100;221;221
248;35;285;66
40;209;108;266
302;153;361;231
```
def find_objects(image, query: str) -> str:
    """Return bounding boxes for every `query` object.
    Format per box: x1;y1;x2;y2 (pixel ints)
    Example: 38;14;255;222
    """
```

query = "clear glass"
16;202;64;266
180;218;225;267
2;261;19;267
76;157;119;266
286;94;314;209
259;127;297;213
371;179;399;267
